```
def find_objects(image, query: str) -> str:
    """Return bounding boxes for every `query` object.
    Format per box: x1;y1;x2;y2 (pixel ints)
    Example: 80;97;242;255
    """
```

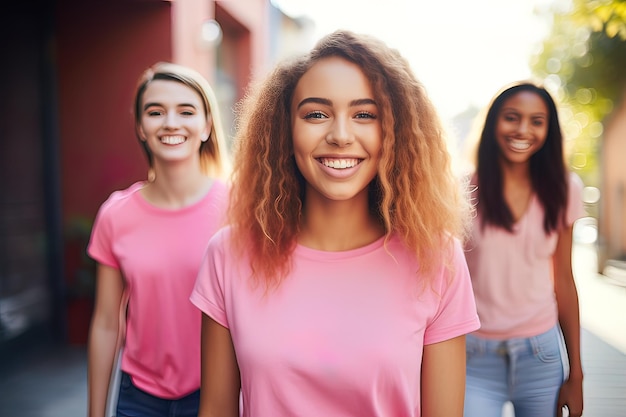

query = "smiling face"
138;79;211;166
291;56;382;205
495;90;549;166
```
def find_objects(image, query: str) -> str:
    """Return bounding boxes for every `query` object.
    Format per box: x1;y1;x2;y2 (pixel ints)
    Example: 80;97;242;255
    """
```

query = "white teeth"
161;135;185;145
509;140;531;151
320;158;359;169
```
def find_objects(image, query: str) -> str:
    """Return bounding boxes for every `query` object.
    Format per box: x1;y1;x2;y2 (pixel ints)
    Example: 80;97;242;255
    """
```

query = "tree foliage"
530;0;626;186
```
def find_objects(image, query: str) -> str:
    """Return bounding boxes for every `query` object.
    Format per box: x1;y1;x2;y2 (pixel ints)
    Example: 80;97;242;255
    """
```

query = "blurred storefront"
598;95;626;279
0;0;313;351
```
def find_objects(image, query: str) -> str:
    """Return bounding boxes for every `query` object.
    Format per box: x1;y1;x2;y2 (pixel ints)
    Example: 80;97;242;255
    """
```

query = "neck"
142;160;213;209
500;159;531;184
298;191;385;251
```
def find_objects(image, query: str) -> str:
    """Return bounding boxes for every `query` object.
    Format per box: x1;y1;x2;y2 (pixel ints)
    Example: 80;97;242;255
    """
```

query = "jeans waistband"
467;324;560;357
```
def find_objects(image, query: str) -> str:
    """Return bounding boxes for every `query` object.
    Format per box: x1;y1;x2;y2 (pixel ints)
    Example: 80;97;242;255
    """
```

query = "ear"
137;125;147;142
202;115;213;142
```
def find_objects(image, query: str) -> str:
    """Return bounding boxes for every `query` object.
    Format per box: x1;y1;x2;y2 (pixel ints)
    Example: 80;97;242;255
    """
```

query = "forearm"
87;323;119;417
421;336;466;416
552;225;583;381
198;315;241;417
556;283;583;380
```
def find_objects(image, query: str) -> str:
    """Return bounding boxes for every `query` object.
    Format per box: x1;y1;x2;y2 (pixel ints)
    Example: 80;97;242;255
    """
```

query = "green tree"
530;0;626;187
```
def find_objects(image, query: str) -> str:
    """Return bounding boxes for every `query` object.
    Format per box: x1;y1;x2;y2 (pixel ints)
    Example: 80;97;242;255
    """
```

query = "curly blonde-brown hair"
229;30;471;288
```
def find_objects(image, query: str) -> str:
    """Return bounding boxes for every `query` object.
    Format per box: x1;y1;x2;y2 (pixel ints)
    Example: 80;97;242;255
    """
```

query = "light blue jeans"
464;325;566;417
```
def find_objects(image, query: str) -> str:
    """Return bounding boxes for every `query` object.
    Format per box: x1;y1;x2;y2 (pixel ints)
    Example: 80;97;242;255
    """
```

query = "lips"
160;135;186;145
318;157;361;169
508;139;531;151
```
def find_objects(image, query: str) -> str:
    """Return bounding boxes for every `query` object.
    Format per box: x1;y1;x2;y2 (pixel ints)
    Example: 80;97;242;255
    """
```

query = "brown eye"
355;111;376;119
304;111;327;120
179;105;198;117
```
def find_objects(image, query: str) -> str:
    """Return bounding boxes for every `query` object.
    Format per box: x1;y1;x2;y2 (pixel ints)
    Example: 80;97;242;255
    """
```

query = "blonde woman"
87;62;230;417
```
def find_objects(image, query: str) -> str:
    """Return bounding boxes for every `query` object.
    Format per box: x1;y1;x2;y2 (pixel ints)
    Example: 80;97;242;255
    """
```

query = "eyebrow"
502;107;546;114
296;97;377;109
143;102;199;111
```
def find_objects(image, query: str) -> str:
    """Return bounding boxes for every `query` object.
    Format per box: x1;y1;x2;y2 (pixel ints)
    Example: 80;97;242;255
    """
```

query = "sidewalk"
0;341;87;416
574;242;626;354
571;241;626;417
0;243;624;417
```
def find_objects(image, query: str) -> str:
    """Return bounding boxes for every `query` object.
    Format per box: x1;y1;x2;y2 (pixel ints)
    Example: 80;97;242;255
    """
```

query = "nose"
325;117;353;147
516;118;531;136
163;111;181;129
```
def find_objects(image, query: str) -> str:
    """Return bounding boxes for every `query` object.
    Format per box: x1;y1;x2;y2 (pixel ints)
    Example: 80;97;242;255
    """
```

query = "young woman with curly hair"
191;30;480;417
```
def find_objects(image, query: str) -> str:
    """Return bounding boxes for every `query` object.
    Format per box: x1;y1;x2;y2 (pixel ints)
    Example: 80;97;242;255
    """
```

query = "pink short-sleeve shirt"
88;180;228;398
464;172;585;339
191;230;480;416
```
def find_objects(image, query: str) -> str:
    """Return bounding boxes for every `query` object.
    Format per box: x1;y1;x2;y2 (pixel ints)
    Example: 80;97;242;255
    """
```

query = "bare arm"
421;335;467;417
553;225;584;417
87;264;124;417
198;314;241;417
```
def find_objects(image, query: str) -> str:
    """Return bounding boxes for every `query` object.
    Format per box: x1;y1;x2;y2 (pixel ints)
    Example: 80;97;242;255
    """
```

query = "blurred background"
0;0;624;414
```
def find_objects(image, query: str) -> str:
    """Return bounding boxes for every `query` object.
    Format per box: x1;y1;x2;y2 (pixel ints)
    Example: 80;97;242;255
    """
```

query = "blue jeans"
464;325;566;417
116;372;200;417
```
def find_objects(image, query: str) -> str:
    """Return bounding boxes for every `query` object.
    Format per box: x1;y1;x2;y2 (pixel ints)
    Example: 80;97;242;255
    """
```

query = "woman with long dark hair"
464;82;584;417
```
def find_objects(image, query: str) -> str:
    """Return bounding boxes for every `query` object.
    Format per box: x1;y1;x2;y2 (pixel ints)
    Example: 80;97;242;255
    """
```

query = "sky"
272;0;559;122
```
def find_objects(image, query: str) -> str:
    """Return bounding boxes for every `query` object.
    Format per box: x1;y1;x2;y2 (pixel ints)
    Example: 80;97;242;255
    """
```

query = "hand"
557;377;583;417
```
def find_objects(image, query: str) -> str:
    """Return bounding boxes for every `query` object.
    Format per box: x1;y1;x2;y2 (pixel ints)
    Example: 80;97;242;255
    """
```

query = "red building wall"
56;0;270;224
57;0;173;222
54;0;270;343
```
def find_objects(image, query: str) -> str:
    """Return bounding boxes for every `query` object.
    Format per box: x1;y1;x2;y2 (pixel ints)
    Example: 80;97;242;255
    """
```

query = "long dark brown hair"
476;82;567;233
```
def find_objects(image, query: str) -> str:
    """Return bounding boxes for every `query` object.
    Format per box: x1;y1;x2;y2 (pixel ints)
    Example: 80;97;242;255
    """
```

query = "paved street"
575;243;626;355
1;240;625;416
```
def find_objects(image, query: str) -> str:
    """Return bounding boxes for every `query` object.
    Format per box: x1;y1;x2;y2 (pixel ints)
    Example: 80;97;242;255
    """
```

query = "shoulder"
565;171;585;207
96;181;146;218
101;181;145;206
202;226;247;274
441;236;467;273
567;171;584;192
206;178;230;204
387;233;465;274
206;225;234;252
564;171;586;224
209;178;229;195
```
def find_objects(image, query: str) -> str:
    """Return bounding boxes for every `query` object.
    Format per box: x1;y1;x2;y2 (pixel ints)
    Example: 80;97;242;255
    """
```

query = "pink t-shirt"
191;229;480;416
464;172;585;339
88;180;228;398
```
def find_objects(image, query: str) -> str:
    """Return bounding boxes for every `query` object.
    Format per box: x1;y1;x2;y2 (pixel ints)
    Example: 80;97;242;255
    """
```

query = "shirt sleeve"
190;228;230;328
87;196;119;268
424;239;481;345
